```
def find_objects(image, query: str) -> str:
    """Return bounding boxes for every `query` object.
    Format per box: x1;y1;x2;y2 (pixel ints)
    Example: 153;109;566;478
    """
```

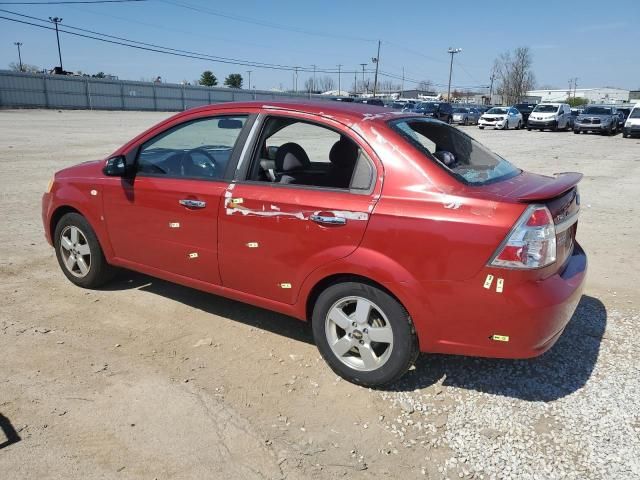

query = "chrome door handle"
310;214;346;225
179;199;206;209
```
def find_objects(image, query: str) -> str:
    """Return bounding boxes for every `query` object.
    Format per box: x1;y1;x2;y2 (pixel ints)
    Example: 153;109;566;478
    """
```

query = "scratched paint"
225;203;369;222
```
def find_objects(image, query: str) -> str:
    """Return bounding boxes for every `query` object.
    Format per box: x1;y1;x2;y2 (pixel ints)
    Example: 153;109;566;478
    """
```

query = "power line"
159;0;376;43
0;10;351;73
0;0;145;4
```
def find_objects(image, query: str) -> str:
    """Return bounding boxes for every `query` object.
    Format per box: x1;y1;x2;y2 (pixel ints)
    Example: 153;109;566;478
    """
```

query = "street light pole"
14;42;23;72
447;47;462;102
246;70;252;90
372;40;381;97
337;64;342;95
49;17;64;71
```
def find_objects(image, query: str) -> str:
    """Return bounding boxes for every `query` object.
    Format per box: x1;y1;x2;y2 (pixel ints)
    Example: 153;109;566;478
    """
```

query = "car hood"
56;159;106;179
530;112;557;119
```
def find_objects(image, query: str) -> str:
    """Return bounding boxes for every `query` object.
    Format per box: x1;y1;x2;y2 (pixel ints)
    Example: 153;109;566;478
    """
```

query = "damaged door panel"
218;184;376;304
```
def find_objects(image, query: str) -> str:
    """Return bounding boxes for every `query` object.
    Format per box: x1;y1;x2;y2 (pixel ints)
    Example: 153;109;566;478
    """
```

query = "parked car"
513;103;536;125
414;102;453;123
623;103;640;138
616;107;631;131
331;96;355;103
452;106;480;125
573;105;619;135
478;106;523;129
355;98;385;107
42;101;586;386
527;103;572;131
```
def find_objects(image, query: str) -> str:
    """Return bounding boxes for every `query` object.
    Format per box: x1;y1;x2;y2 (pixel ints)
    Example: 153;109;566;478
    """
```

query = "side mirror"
103;155;128;176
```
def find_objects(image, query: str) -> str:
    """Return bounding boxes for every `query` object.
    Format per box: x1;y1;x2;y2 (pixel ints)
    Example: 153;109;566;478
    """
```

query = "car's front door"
218;114;381;305
102;115;250;284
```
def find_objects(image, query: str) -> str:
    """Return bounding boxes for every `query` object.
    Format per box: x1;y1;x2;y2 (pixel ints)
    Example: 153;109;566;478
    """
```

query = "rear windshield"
486;108;507;114
533;104;559;112
390;118;520;185
453;107;469;113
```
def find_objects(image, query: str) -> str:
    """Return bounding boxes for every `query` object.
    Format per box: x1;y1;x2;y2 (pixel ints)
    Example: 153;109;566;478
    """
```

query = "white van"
623;103;640;138
527;103;572;131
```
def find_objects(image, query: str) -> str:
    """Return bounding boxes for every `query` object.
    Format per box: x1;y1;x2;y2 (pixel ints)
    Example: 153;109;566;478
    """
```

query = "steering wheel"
180;147;217;177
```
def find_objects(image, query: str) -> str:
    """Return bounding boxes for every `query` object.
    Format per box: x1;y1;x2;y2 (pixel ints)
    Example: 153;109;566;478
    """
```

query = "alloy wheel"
325;296;393;372
59;225;91;278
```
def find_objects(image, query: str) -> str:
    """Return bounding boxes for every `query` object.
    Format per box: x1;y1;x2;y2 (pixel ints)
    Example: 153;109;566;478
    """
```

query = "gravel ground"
1;109;639;479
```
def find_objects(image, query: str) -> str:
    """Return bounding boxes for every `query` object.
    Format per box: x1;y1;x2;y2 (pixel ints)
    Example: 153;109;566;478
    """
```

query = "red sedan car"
42;101;586;386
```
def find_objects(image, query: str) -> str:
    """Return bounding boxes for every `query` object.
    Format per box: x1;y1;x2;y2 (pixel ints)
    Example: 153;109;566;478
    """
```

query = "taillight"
489;205;556;269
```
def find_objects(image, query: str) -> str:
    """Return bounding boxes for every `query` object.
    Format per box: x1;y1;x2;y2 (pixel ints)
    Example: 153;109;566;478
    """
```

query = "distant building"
526;87;630;104
630;90;640;101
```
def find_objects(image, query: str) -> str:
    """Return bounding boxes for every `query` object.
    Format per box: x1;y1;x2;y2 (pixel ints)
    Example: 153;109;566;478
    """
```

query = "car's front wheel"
312;282;419;387
54;212;116;288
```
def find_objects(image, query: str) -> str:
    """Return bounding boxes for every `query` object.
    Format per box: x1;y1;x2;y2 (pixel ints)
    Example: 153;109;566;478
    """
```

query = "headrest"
275;143;311;172
329;137;359;169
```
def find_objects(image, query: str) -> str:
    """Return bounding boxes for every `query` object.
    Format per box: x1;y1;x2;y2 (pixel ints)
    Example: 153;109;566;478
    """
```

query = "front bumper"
624;125;640;136
478;119;505;129
424;242;587;358
574;123;609;132
42;192;53;246
527;119;556;128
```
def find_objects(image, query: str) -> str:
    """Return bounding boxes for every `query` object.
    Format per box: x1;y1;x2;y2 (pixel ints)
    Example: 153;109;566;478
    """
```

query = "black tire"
527;127;531;131
516;120;522;130
623;132;629;138
574;129;579;134
54;212;116;288
311;282;419;387
479;126;484;129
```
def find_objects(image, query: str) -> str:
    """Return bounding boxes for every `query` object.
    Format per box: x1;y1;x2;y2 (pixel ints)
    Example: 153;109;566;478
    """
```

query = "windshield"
584;106;612;115
487;108;507;114
533;104;559;113
390;118;520;185
419;103;438;111
453;107;469;113
630;109;640;119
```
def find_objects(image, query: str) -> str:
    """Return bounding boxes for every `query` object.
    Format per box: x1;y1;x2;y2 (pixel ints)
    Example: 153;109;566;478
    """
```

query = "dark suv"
514;103;536;125
415;102;453;123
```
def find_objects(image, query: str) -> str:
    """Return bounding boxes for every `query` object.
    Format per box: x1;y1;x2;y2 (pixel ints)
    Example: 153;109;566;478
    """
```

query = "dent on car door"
218;115;380;305
102;115;253;284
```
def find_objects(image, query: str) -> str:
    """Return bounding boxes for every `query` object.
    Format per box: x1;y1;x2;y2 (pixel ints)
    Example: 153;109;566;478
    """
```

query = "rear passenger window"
137;116;247;180
248;117;374;191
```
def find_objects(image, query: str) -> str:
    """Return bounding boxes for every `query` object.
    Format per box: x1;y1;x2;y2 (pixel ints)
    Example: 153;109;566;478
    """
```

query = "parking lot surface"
1;109;638;479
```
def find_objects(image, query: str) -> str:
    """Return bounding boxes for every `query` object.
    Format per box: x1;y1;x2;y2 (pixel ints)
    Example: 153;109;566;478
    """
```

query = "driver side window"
137;116;247;180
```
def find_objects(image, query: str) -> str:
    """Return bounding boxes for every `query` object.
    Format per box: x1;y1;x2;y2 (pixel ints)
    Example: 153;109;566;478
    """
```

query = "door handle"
310;214;346;225
179;199;206;209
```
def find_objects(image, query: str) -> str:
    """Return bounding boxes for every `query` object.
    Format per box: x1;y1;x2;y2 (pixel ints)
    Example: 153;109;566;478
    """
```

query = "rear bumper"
423;242;587;358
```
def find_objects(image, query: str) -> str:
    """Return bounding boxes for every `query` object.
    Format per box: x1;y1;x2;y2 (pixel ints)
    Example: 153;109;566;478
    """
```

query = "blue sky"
1;0;638;91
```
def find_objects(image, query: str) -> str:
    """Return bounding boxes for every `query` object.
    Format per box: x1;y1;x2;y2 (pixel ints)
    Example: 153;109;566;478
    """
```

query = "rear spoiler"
516;172;583;202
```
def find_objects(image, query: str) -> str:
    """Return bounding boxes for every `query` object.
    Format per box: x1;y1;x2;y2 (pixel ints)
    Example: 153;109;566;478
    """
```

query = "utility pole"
49;17;64;71
401;67;404;98
246;70;252;90
293;66;299;93
354;69;357;95
573;77;578;99
13;42;23;72
360;63;367;94
372;40;381;97
488;72;496;105
311;64;317;93
337;64;342;95
447;47;462;102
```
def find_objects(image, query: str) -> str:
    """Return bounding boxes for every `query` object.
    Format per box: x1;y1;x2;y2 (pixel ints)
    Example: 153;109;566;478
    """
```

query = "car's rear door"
102;114;252;284
218;113;381;305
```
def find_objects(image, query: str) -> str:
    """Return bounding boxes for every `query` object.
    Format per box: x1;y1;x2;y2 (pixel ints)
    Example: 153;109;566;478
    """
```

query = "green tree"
199;70;218;87
224;73;243;88
565;97;588;107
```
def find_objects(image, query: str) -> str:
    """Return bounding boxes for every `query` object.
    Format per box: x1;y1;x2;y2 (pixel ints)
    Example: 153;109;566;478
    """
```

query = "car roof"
183;100;405;126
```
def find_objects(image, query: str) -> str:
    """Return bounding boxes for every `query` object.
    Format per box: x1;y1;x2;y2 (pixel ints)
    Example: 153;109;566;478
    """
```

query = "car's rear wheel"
54;212;116;288
516;120;522;130
574;129;580;134
312;282;419;387
479;126;484;129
